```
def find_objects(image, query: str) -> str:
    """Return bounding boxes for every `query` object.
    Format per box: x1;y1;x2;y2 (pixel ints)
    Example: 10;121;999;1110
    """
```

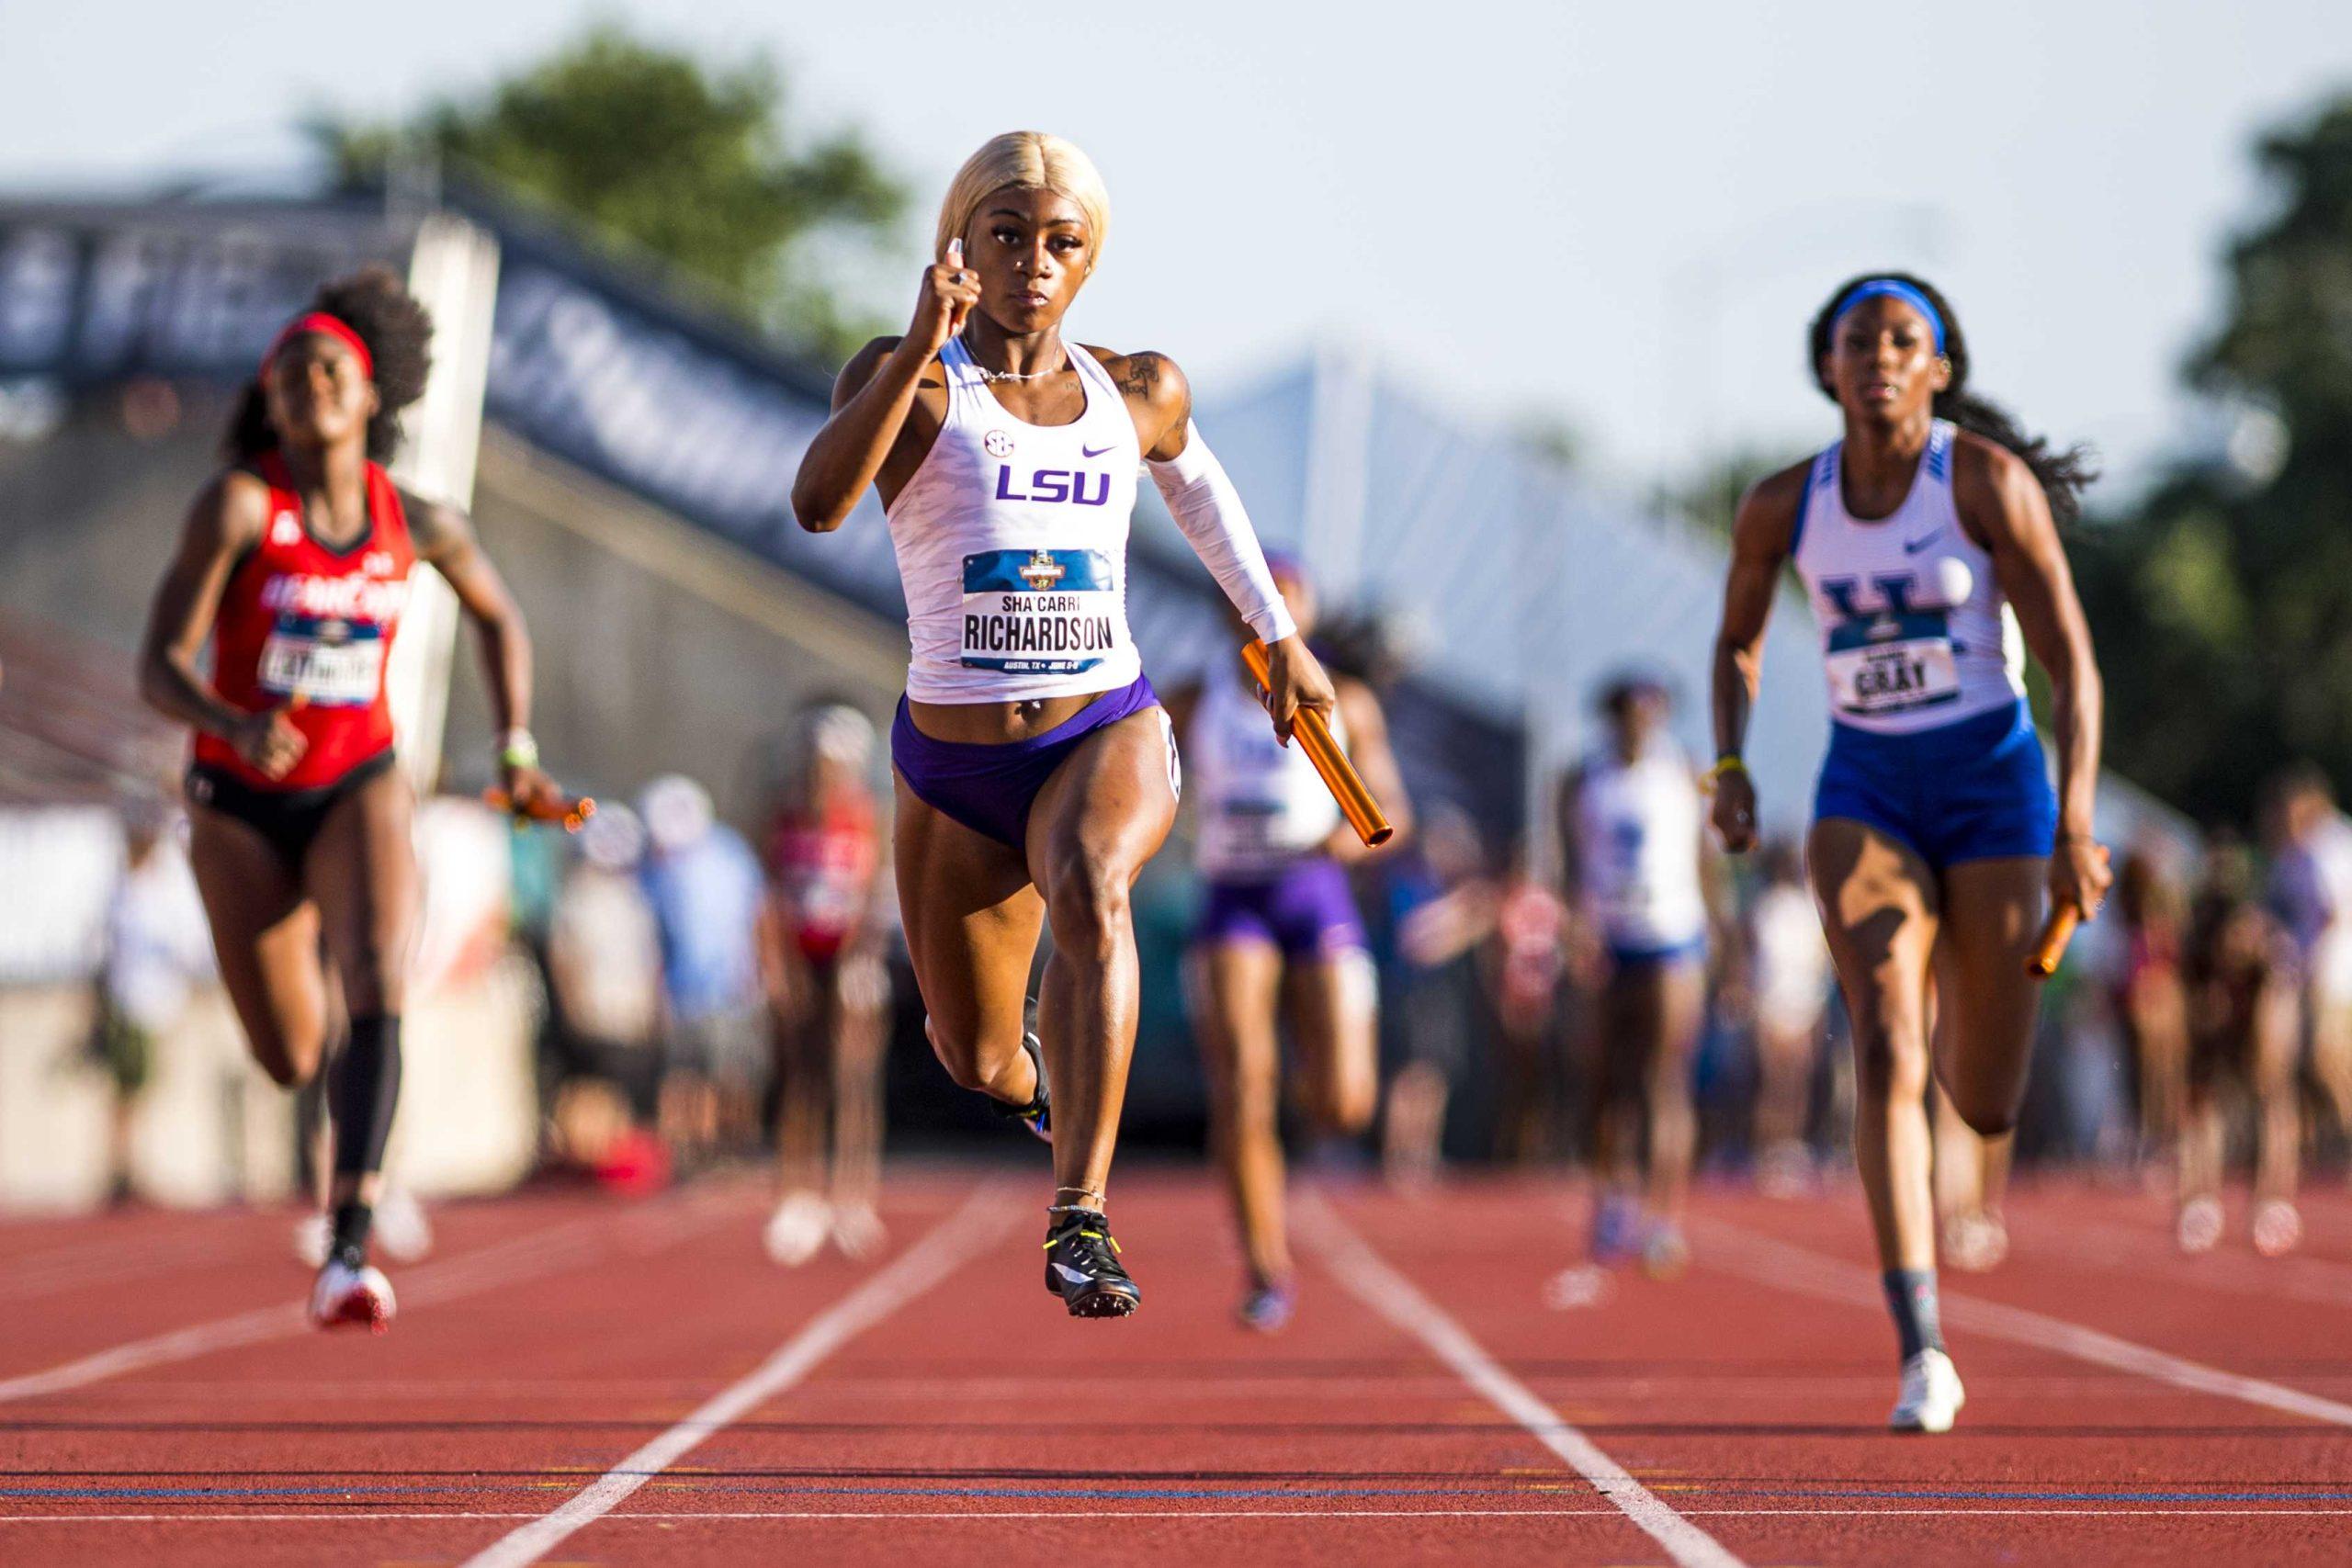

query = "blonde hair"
933;131;1110;265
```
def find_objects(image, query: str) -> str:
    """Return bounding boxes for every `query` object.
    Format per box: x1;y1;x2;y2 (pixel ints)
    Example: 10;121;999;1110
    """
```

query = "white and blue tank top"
1791;419;2026;736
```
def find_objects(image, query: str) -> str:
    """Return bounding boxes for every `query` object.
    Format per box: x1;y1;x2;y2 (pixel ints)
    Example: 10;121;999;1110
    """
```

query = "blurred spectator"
1379;806;1492;1190
2182;839;2304;1255
546;802;665;1135
757;704;891;1266
1487;842;1568;1166
81;802;212;1203
639;774;767;1169
1747;838;1831;1195
2265;764;2352;1144
2113;839;2191;1165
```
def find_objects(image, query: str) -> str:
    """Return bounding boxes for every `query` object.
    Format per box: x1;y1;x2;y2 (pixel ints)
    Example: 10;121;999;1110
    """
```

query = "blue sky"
4;0;2347;502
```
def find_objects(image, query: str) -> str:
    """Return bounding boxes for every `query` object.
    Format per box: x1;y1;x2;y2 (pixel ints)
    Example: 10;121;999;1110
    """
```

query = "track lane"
1320;1179;2352;1568
549;1175;1675;1567
3;1172;2346;1567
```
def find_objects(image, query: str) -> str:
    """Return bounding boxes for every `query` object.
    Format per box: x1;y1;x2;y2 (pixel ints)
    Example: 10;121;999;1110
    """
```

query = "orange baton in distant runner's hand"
1241;639;1392;848
2027;903;2080;978
483;789;597;833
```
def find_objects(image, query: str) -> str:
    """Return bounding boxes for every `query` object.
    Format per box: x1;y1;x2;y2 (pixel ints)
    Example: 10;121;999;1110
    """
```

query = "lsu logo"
994;467;1112;506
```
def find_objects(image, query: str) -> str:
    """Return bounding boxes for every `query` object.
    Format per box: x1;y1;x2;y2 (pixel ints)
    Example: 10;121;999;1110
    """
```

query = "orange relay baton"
483;789;597;833
2027;903;2080;978
1241;639;1392;848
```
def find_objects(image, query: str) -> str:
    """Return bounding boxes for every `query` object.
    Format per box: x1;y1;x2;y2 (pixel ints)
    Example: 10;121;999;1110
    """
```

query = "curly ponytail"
221;265;435;466
1807;272;2098;523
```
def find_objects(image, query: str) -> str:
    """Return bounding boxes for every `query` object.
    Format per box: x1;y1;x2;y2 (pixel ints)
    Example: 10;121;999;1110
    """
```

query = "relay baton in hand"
483;789;597;833
1241;639;1392;847
2027;903;2080;978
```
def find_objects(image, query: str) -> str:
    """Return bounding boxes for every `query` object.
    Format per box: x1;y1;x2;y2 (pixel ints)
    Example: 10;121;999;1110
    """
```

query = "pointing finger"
945;237;963;268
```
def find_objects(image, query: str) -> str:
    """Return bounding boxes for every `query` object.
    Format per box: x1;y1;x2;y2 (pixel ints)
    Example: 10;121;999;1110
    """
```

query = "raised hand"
910;237;983;355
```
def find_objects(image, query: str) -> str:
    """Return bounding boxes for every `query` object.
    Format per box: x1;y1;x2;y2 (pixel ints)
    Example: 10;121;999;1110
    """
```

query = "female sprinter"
1170;555;1410;1332
790;132;1330;1317
140;269;563;1332
1709;274;2109;1431
1557;674;1719;1277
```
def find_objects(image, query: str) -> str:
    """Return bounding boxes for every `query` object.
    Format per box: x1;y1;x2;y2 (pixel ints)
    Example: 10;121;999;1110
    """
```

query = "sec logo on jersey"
982;429;1014;458
270;512;300;547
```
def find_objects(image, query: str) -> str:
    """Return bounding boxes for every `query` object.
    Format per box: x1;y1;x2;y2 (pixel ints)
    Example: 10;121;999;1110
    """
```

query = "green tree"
318;26;906;361
1661;447;1785;541
2075;93;2352;823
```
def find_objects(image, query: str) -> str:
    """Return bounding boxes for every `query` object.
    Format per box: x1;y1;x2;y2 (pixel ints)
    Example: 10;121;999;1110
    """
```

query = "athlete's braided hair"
1806;272;2097;524
223;266;435;464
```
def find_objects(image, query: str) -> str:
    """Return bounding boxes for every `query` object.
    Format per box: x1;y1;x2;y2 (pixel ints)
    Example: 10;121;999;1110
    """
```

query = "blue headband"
1832;278;1945;355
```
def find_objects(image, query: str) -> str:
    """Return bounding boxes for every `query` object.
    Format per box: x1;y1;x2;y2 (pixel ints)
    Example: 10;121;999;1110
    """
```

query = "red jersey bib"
193;452;416;791
766;792;878;961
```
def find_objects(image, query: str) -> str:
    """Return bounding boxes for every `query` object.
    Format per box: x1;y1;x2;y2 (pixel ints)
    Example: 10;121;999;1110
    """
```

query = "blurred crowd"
36;686;2352;1263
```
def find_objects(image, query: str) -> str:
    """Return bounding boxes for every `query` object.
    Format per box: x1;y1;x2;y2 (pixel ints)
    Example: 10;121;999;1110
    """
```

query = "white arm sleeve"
1147;421;1299;646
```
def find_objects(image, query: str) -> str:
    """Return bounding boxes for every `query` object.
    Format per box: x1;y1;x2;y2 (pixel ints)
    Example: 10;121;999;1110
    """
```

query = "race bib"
1826;635;1960;716
959;548;1124;675
258;623;385;706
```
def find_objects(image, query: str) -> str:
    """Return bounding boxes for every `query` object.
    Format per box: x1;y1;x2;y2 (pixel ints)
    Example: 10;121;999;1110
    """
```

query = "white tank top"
1572;743;1706;952
1188;666;1346;879
1792;419;2027;735
885;338;1145;703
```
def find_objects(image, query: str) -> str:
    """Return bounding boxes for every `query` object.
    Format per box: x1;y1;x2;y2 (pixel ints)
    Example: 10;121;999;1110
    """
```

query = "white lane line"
2030;1216;2352;1310
1694;1220;2352;1427
11;1506;2351;1523
0;1192;748;1406
1299;1195;1747;1568
458;1184;1019;1568
0;1230;267;1304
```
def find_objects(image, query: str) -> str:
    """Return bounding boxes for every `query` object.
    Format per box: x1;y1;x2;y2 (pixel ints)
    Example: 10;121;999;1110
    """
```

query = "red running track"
1;1168;2348;1566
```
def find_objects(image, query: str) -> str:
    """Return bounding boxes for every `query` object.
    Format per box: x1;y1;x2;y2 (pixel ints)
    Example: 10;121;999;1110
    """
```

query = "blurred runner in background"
82;801;213;1204
1559;675;1715;1275
759;703;893;1266
1172;554;1410;1332
2180;840;2303;1254
1379;807;1492;1193
639;774;766;1171
1748;838;1832;1196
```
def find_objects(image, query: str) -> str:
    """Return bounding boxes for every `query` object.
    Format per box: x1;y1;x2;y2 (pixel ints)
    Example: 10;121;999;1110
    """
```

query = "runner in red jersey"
138;268;566;1333
757;704;892;1266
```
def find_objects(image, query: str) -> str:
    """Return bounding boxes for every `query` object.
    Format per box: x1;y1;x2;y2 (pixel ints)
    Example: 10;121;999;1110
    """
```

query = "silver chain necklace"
961;333;1068;383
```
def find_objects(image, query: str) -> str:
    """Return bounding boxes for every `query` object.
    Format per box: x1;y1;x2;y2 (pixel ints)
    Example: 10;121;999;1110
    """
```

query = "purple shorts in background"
891;674;1165;851
1195;857;1367;959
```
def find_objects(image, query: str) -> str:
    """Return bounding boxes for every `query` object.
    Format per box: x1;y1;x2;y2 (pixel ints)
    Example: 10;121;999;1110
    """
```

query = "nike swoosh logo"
1902;528;1946;555
1080;443;1116;458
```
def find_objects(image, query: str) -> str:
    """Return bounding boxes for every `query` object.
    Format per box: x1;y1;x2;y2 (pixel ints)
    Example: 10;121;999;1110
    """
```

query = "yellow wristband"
1707;755;1747;781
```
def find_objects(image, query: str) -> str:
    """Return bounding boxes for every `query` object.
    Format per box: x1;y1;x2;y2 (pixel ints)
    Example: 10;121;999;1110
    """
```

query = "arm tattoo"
1114;352;1165;399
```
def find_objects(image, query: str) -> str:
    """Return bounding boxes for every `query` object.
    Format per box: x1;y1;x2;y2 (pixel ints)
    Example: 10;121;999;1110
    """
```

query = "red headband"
261;311;373;381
